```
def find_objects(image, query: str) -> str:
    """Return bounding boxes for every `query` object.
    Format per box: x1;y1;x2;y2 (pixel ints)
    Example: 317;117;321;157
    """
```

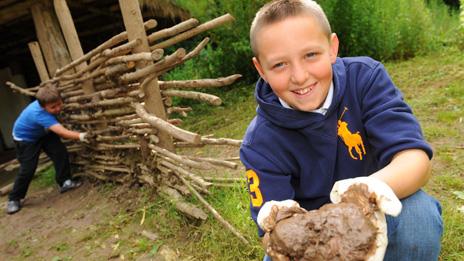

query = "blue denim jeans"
263;189;443;261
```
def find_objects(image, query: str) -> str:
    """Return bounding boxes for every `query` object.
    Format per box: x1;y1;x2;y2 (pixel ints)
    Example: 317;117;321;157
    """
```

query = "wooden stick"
167;119;183;126
209;183;240;188
150;14;235;50
68;107;134;121
76;170;110;181
202;177;243;182
167;106;192;116
67;118;119;125
91;127;124;136
65;97;135;110
106;49;164;65
162;90;222;106
65;87;129;103
149;144;211;170
127;128;157;135
88;164;131;173
0;183;13;197
92;154;122;161
102;38;142;57
173;170;249;244
54;0;95;94
119;0;173;151
28;41;50;81
158;186;208;220
129;123;155;129
154;39;210;76
175;137;242;148
117;117;143;126
105;63;133;78
96;134;131;142
95;143;140;150
134;103;200;144
5;81;36;96
159;74;241;89
157;161;210;194
61;89;84;98
185;156;238;169
54;19;157;76
201;137;242;146
115;114;138;121
148;18;199;44
119;48;186;84
183;37;209;61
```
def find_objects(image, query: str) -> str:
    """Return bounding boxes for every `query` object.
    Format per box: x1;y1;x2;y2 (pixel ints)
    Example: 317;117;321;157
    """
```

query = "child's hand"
330;176;402;217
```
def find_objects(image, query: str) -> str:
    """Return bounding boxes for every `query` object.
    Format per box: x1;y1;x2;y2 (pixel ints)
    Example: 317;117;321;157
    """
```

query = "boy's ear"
329;33;339;64
252;57;267;81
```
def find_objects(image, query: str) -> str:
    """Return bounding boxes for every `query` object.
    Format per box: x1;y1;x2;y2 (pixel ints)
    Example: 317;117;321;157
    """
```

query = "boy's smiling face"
252;14;339;112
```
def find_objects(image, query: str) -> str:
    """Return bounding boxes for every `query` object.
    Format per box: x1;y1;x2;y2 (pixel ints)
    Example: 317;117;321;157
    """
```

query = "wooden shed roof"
0;0;190;71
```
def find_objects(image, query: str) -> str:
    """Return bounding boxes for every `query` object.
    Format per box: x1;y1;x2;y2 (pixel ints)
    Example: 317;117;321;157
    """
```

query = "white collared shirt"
279;82;334;115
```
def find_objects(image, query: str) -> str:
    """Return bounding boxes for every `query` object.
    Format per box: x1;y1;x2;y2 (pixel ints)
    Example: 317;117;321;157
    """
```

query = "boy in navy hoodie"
240;0;443;260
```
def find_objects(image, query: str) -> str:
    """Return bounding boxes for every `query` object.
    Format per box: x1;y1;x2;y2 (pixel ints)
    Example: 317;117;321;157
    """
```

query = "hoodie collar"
278;82;334;115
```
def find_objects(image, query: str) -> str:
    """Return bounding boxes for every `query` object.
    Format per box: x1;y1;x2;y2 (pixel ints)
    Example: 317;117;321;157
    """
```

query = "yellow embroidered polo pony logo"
337;107;366;160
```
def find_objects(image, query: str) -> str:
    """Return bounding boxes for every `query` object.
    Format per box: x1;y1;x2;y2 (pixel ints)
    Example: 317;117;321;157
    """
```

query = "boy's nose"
290;64;309;85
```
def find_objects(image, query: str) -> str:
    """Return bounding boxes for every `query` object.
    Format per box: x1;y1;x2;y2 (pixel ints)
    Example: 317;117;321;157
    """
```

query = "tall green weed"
458;0;464;49
320;0;436;60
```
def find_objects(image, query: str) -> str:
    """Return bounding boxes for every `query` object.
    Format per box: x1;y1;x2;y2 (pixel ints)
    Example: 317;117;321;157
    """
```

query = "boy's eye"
305;52;318;59
272;62;285;69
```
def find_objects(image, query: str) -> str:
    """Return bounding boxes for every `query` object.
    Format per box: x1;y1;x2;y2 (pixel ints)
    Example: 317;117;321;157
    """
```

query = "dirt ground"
0;181;179;261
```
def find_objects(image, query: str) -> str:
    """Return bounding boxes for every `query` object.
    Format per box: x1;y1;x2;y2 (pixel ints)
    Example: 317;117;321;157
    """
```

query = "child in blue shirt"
240;0;443;260
7;83;89;214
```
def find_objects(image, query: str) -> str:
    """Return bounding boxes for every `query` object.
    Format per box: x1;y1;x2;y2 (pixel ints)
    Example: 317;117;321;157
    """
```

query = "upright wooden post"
28;41;50;81
53;0;95;94
30;0;72;76
118;0;173;151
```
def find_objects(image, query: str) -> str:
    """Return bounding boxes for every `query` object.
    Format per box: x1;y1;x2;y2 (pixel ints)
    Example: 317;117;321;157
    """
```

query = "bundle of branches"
6;12;247;243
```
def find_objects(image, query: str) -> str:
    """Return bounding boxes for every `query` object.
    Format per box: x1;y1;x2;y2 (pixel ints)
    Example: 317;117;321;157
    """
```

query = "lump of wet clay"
262;184;380;261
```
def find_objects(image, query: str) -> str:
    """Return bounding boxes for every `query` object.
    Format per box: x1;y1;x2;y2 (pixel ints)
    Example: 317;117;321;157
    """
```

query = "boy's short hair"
250;0;332;56
36;82;61;107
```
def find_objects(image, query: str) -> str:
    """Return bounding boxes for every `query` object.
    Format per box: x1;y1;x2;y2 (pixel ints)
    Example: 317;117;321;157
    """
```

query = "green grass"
33;166;56;188
173;47;464;260
81;47;462;260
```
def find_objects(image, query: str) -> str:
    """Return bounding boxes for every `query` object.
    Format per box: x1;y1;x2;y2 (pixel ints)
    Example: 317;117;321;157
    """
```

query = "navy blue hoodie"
240;57;432;234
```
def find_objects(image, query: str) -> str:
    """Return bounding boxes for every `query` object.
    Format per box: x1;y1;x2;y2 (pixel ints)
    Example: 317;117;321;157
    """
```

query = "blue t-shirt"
12;100;59;142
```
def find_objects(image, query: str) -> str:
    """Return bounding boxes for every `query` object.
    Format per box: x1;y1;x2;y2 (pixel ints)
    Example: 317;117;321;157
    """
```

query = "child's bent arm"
370;149;431;199
49;124;81;140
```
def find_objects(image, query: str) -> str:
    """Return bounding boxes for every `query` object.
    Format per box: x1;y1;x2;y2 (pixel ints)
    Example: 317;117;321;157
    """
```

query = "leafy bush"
170;0;267;83
169;0;459;84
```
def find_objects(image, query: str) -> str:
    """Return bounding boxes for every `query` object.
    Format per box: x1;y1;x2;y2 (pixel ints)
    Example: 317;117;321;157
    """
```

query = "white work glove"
330;176;402;261
330;176;402;216
257;199;300;231
79;132;89;143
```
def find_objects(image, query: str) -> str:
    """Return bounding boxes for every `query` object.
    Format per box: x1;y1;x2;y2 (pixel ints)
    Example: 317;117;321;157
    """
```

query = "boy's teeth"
294;87;312;95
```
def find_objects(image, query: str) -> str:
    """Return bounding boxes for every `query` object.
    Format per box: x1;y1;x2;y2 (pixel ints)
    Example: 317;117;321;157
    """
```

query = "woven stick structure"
5;2;247;244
